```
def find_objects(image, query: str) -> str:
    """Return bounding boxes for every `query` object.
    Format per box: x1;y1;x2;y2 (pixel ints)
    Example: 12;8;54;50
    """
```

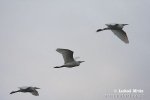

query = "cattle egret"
10;86;40;96
54;48;85;68
97;23;129;43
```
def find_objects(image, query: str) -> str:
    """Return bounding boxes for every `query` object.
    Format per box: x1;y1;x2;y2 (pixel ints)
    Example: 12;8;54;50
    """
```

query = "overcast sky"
0;0;150;100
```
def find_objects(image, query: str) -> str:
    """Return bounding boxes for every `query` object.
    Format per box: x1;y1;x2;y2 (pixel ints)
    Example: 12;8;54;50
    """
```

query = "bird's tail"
10;90;20;94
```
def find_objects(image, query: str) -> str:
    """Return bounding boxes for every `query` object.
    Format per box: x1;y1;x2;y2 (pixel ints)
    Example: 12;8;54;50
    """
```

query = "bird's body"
97;23;129;44
10;86;40;96
55;61;81;68
54;48;84;68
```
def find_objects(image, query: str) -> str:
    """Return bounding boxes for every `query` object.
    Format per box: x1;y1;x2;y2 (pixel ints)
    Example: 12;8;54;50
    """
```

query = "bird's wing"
56;48;75;64
111;29;129;43
31;90;39;96
18;86;29;90
105;23;117;28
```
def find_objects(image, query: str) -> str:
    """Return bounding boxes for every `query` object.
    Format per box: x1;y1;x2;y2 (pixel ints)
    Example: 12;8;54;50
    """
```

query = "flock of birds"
10;23;129;96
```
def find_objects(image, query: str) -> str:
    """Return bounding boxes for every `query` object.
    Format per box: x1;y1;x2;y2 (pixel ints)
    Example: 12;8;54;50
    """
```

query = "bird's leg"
10;90;21;94
96;27;109;32
54;65;64;68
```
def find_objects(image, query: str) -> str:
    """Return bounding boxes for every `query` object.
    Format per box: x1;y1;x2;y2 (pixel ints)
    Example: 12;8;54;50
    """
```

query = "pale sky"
0;0;150;100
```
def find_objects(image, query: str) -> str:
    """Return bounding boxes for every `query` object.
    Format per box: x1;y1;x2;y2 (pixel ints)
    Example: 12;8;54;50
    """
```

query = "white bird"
54;48;85;68
10;86;40;96
96;23;129;44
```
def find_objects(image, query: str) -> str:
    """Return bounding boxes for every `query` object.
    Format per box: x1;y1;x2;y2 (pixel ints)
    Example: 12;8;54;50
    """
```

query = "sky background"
0;0;150;100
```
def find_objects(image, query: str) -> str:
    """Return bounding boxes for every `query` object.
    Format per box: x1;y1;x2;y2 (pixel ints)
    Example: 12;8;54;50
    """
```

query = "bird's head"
117;24;128;29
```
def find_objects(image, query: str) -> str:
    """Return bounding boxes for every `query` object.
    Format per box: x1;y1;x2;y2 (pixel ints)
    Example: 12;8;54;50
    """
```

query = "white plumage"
10;86;40;96
54;48;84;68
97;23;129;44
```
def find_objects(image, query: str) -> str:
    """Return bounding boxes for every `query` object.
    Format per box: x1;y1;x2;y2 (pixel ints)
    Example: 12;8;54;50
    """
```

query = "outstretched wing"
111;29;129;44
56;48;75;64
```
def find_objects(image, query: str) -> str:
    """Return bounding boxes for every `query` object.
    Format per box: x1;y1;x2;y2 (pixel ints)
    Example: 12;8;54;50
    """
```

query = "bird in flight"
96;23;129;44
54;48;85;68
10;86;40;96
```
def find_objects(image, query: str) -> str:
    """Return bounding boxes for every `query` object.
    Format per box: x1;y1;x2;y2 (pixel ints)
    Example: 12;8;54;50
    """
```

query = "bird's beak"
80;61;85;63
36;87;40;89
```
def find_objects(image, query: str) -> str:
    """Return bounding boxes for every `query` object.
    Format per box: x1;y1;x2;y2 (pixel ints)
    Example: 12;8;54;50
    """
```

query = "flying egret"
54;48;85;68
96;23;129;44
10;86;40;96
